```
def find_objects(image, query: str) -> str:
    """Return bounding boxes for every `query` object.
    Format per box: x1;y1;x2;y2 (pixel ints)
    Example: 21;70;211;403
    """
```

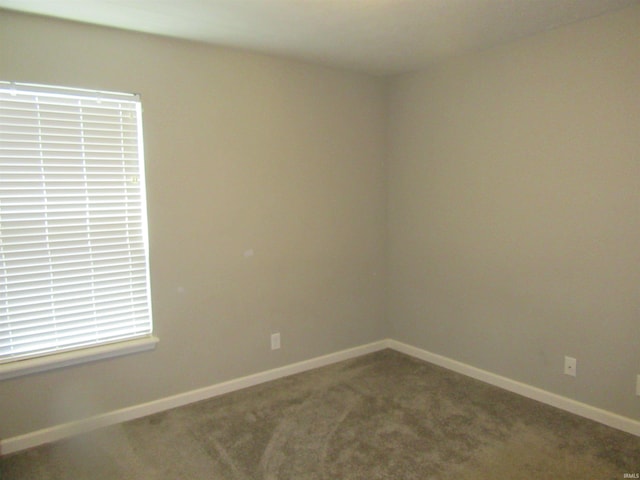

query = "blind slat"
3;299;151;326
2;316;152;350
1;283;149;313
4;273;149;300
3;257;146;278
2;249;145;268
3;237;143;254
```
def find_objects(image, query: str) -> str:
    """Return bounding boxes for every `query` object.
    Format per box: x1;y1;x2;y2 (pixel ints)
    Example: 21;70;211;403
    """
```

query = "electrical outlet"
564;356;576;377
271;332;281;350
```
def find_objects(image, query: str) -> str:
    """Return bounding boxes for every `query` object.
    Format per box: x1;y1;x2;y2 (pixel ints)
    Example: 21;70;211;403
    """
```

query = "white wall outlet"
271;332;281;350
636;375;640;397
564;356;577;377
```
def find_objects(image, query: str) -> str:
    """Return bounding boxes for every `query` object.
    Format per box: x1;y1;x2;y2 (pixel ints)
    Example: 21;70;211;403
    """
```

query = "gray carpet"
2;349;639;479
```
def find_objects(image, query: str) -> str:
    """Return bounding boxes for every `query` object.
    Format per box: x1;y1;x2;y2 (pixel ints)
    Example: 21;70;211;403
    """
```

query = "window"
0;81;156;379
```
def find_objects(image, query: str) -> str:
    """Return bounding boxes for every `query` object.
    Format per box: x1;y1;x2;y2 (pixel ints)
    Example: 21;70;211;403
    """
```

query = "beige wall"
387;5;640;419
0;10;387;438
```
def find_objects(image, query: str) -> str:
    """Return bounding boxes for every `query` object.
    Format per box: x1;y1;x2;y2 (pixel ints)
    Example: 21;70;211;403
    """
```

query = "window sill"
0;336;159;381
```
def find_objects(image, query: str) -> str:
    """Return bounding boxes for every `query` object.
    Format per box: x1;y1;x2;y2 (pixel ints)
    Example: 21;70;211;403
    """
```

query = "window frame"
0;81;157;380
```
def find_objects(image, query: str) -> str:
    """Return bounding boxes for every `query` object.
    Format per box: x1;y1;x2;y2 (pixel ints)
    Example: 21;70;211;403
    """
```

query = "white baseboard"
3;338;638;455
387;339;640;437
0;340;387;455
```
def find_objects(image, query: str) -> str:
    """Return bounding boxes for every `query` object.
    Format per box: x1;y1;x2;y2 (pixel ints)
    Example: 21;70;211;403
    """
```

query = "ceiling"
0;0;636;75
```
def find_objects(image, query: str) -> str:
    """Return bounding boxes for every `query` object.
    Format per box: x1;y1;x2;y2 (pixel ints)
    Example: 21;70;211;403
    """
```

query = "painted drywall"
387;5;640;420
0;10;387;439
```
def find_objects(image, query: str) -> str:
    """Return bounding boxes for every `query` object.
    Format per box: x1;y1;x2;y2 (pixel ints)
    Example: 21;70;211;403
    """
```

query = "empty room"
1;0;639;478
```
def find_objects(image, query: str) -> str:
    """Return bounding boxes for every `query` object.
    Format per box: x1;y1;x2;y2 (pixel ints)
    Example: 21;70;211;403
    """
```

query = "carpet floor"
2;349;639;479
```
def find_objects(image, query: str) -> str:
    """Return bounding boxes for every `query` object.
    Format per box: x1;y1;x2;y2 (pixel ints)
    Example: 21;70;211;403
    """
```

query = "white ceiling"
0;0;636;75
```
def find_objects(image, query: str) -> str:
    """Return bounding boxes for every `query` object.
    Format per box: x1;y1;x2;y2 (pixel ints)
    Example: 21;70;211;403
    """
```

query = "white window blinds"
0;81;153;365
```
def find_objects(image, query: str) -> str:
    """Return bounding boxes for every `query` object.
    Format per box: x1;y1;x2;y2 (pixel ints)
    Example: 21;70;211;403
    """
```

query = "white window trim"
0;81;156;376
0;335;158;380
